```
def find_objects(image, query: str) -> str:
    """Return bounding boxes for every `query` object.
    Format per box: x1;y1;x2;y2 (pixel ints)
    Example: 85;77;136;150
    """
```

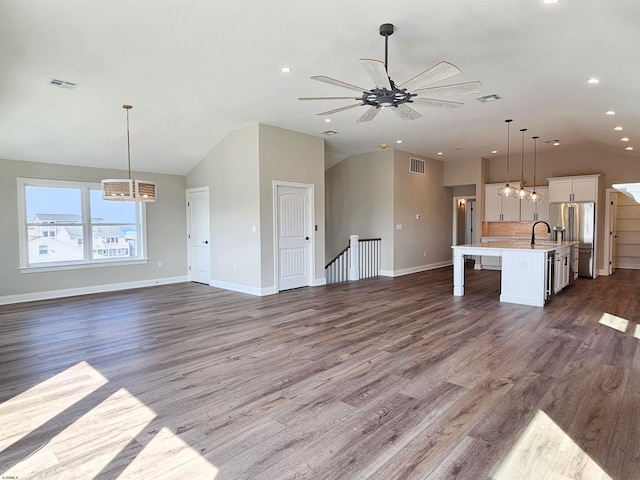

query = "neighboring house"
28;213;135;263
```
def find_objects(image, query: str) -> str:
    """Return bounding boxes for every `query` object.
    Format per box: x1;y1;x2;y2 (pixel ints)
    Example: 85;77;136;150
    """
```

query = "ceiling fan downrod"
380;23;394;74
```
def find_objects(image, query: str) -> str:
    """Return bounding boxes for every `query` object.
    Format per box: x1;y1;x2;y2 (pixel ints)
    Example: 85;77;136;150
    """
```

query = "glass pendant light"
517;128;531;200
101;105;157;202
497;119;517;197
529;136;543;203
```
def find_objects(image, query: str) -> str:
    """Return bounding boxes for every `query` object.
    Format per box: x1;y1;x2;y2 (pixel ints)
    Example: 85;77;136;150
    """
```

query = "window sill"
20;259;149;274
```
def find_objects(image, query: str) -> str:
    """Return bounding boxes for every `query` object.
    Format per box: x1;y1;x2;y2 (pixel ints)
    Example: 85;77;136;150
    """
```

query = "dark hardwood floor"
1;266;638;479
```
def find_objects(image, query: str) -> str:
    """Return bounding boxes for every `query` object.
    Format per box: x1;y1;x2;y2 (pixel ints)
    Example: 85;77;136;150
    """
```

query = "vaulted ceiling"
1;0;639;175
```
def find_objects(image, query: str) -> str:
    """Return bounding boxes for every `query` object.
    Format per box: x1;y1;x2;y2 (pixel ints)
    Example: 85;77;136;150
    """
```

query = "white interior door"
187;187;210;284
609;191;618;274
277;185;311;291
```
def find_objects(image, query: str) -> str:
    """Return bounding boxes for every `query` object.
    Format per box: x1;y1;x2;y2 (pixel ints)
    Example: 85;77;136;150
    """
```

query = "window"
18;178;147;270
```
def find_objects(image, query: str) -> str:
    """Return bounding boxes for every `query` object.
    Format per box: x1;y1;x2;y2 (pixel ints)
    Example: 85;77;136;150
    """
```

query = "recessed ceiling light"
437;152;444;156
324;118;331;123
543;0;561;4
614;126;623;131
605;110;616;115
396;140;402;144
491;150;498;154
621;137;630;142
587;78;600;84
626;147;634;151
280;67;291;73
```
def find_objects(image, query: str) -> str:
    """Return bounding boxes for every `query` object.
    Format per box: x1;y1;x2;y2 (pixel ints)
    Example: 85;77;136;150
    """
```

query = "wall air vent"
476;94;502;103
48;78;78;89
410;157;425;175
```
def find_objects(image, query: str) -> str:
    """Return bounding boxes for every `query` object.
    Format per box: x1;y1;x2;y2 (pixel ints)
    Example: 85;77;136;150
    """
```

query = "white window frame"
17;177;148;272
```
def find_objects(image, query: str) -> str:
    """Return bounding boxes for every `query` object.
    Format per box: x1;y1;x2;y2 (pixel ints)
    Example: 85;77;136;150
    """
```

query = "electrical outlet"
158;260;163;268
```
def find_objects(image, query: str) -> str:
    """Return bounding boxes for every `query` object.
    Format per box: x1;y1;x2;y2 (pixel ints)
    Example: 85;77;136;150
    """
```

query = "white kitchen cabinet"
548;175;600;203
520;186;549;221
484;183;521;221
554;246;571;293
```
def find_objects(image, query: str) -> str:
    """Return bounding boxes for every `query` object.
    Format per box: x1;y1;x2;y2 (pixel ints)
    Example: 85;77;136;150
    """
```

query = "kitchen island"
452;240;578;307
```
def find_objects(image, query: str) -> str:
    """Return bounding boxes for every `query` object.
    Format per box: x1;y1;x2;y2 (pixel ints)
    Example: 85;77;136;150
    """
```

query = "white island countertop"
451;240;579;307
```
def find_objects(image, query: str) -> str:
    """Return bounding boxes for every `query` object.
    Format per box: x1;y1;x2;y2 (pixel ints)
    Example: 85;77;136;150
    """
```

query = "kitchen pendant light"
517;128;531;200
101;105;157;202
529;136;543;203
497;119;517;197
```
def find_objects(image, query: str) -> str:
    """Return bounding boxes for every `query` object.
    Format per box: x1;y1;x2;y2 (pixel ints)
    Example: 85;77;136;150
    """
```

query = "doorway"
274;181;314;291
186;187;211;284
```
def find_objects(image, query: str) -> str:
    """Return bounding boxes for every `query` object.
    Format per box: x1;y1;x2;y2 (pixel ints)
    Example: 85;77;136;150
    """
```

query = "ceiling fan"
298;23;482;123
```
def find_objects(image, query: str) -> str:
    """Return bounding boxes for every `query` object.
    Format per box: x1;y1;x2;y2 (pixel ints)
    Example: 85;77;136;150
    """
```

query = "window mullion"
82;185;92;263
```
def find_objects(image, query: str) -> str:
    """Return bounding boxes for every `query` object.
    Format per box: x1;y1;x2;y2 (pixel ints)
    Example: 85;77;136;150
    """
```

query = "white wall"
0;158;187;303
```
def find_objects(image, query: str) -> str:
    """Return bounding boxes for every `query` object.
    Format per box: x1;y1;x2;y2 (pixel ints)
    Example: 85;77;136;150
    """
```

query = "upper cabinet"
485;182;521;221
520;186;549;222
548;175;601;203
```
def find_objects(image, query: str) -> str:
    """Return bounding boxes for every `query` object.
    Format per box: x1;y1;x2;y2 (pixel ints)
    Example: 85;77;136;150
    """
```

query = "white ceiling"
1;0;639;176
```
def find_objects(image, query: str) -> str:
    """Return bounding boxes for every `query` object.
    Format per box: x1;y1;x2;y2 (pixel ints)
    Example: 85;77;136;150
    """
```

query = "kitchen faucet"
531;221;551;245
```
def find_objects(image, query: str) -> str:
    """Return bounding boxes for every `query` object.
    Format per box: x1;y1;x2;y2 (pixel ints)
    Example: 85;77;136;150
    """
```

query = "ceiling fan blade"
311;76;367;94
393;104;422;121
298;96;360;101
413;81;482;97
411;97;464;108
356;106;381;123
359;58;392;89
316;103;363;116
399;61;461;91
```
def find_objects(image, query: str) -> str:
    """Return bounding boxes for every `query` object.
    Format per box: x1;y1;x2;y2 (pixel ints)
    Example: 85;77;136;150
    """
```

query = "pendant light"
516;128;531;200
101;105;157;202
529;136;543;203
497;119;517;197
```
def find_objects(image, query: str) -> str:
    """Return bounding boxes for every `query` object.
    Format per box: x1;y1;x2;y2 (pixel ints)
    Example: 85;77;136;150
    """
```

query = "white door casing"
274;182;313;291
186;187;211;284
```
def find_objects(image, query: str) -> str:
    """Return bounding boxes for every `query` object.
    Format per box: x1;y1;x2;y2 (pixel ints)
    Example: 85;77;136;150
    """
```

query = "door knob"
305;237;309;240
203;240;209;244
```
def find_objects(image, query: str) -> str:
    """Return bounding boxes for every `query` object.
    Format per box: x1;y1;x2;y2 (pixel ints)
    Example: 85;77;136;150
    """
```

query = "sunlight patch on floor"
598;312;629;333
119;427;218;479
635;324;640;340
0;360;107;452
2;387;155;478
492;410;612;480
0;361;218;479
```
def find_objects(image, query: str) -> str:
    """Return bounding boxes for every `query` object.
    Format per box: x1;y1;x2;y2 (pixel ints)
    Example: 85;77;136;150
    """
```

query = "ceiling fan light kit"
102;105;157;202
299;23;481;123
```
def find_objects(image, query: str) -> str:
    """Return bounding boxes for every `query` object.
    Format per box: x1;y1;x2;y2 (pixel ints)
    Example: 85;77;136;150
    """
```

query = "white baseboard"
0;276;189;305
210;279;276;296
313;277;327;286
380;260;453;278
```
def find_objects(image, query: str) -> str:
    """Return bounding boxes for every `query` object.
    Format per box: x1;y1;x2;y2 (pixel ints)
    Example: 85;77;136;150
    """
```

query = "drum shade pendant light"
497;119;517;197
529;136;543;203
517;128;531;200
101;105;157;202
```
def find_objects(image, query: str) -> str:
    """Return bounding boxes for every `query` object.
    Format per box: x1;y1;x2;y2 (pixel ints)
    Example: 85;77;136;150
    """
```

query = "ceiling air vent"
476;94;501;103
48;78;78;89
322;130;338;136
410;157;425;175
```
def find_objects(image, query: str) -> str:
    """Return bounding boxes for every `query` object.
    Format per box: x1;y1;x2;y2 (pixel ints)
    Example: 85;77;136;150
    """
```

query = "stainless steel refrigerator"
549;202;595;277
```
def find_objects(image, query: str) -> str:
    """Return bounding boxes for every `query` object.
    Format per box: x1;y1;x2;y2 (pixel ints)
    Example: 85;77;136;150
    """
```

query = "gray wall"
393;150;453;273
0;158;187;301
325;149;454;276
325;150;394;271
186;124;262;290
186;123;325;293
